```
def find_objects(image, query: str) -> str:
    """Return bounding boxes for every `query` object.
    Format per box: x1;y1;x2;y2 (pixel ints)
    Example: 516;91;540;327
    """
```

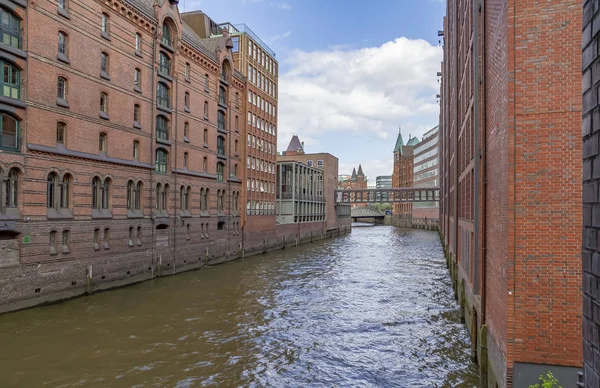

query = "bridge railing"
334;188;440;203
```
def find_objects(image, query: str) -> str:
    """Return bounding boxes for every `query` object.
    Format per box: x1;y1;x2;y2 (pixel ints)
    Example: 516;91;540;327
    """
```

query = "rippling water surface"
0;226;478;387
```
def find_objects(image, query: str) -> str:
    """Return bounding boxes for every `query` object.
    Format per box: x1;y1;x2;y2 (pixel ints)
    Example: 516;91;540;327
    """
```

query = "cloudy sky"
183;0;445;180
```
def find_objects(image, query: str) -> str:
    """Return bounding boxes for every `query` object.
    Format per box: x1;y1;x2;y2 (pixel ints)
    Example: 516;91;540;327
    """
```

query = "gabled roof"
393;129;404;153
124;0;157;21
286;135;304;152
357;164;364;176
407;136;420;146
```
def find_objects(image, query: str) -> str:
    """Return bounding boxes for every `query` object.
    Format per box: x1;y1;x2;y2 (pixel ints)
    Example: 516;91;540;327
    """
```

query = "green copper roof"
393;129;404;153
407;136;420;146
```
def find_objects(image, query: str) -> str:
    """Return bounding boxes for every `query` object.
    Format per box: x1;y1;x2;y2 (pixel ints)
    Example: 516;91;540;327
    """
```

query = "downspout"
452;0;459;261
480;0;487;324
473;0;481;295
172;36;179;265
150;24;158;274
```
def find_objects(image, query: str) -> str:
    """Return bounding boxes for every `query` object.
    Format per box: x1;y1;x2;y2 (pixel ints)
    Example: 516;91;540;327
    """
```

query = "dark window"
91;176;100;208
161;23;171;47
157;82;170;108
133;140;139;160
0;113;18;150
219;86;226;106
100;92;108;113
3;168;18;208
60;174;70;208
101;13;109;34
217;136;225;156
101;52;109;74
135;181;142;210
101;179;110;209
99;132;107;152
156;149;168;173
184;92;189;109
134;68;141;88
159;52;171;76
0;9;21;49
183;152;188;167
156;116;169;140
57;77;67;99
127;180;134;210
134;104;140;124
217;110;225;131
58;32;67;56
184;122;189;139
216;162;224;182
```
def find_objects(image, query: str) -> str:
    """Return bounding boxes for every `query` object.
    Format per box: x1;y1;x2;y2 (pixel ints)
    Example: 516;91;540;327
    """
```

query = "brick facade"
0;0;348;314
440;0;582;386
582;1;600;387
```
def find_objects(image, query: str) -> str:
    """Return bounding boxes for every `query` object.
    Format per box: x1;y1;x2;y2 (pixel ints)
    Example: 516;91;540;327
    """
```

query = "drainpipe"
480;0;487;325
150;24;158;274
452;0;459;262
172;36;180;267
473;0;481;295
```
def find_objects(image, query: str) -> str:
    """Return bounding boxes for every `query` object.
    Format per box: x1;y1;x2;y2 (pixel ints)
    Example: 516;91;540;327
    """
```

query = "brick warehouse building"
391;129;419;218
440;0;582;387
582;1;600;387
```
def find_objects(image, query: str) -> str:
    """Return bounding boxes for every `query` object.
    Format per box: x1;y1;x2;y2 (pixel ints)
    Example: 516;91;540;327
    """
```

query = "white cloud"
277;37;442;178
266;30;291;44
270;1;292;9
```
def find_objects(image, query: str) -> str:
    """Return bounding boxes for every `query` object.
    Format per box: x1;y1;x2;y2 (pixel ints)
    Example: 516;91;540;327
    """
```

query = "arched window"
161;23;171;47
162;183;169;211
56;122;66;145
60;174;71;208
134;104;141;126
235;92;239;108
135;33;141;52
127;180;134;210
203;188;209;212
159;52;171;76
183;151;188;167
219;86;226;106
157;82;170;108
0;8;21;49
134;68;141;89
4;168;18;208
58;31;68;58
203;128;208;144
180;185;189;211
200;187;205;211
101;52;109;75
217;136;225;156
156;115;169;140
217;189;222;211
100;92;108;114
135;181;142;210
133;140;139;160
156;148;168;173
216;162;224;182
57;77;67;100
0;113;18;150
184;92;190;110
202;156;207;171
47;172;58;208
185;62;190;80
184;122;189;139
217;110;225;131
101;13;109;35
91;176;101;209
155;183;162;210
101;178;110;209
204;101;209;118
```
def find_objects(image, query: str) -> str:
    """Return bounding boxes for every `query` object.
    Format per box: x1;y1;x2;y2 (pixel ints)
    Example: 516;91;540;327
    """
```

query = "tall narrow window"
155;183;162;210
234;116;238;132
184;122;189;140
235;92;239;108
204;74;209;91
60;174;70;208
156;116;169;140
56;122;65;145
219;86;226;106
101;179;110;209
57;77;67;100
50;231;57;255
185;62;190;80
100;52;109;76
161;23;171;47
101;13;109;35
217;136;225;156
159;52;171;76
183;152;188;168
204;101;208;118
100;92;108;115
135;33;141;52
133;140;139;160
134;68;141;89
217;110;225;131
99;132;107;153
184;92;190;110
133;104;140;126
5;168;17;208
216;162;224;182
234;139;238;154
157;82;170;109
203;157;207;172
135;181;142;210
127;180;134;210
0;9;20;49
58;32;68;59
203;128;208;144
162;184;169;211
91;176;100;209
156;149;168;173
58;0;66;10
47;173;58;208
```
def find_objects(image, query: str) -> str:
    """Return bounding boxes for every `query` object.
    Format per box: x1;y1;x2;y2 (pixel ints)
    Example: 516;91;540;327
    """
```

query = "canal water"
0;226;479;387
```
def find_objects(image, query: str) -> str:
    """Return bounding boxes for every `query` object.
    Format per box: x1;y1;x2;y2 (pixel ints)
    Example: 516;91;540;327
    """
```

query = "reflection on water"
0;226;478;387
